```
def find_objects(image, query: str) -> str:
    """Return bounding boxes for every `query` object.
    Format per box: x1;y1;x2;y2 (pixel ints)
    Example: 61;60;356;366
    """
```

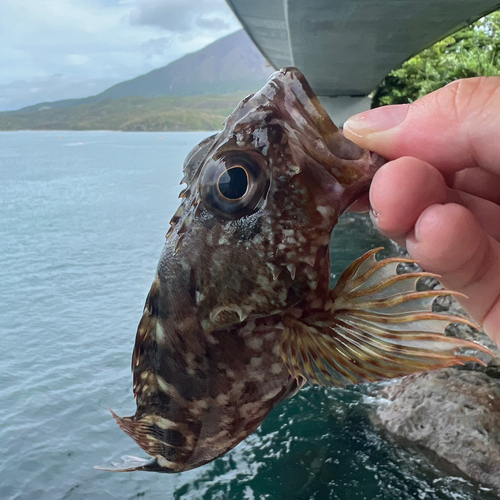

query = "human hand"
343;77;500;346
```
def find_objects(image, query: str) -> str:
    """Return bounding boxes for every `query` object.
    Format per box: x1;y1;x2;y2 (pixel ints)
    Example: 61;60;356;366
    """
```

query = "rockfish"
97;68;491;473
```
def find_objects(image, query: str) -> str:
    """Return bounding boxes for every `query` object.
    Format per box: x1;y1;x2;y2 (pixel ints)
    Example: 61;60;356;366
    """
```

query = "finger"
368;157;500;243
344;77;500;176
368;157;446;244
452;167;500;204
406;203;500;345
446;188;500;242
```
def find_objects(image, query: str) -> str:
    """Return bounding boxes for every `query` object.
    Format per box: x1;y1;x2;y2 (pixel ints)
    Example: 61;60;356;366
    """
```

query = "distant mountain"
0;93;250;131
11;30;274;114
99;29;274;99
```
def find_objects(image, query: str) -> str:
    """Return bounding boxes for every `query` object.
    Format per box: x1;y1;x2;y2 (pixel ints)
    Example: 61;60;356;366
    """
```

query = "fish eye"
200;152;269;220
217;166;249;200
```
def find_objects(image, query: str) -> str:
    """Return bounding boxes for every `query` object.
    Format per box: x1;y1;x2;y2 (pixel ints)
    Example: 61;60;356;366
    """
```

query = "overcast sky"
0;0;242;111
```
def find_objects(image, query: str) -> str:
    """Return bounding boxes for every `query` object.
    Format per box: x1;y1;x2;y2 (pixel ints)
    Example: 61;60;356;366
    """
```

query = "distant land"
0;30;274;131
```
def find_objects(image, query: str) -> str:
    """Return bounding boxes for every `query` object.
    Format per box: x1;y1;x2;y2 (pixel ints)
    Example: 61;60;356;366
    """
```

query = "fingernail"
344;104;409;137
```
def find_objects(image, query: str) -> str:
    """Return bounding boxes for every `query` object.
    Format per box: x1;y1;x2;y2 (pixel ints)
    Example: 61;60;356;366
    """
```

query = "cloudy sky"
0;0;242;111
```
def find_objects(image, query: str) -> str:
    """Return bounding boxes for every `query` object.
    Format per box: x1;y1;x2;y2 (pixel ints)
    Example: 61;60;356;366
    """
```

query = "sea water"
0;131;493;500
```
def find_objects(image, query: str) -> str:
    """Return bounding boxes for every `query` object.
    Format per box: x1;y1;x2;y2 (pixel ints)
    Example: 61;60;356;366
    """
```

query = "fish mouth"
274;68;366;161
261;67;386;212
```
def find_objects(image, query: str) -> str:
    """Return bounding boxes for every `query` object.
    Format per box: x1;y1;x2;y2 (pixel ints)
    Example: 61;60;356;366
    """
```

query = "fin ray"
94;455;158;472
280;249;493;387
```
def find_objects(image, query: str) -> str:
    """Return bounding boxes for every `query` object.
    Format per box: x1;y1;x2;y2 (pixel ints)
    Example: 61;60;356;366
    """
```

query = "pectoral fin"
280;248;493;387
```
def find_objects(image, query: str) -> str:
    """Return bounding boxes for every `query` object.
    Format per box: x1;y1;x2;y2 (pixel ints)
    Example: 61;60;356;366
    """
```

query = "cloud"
0;0;242;111
130;0;238;33
196;16;230;31
140;36;172;54
139;36;173;61
66;54;91;66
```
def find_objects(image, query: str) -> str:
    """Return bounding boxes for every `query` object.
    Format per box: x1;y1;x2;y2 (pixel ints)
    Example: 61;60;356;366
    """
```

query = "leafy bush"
372;12;500;107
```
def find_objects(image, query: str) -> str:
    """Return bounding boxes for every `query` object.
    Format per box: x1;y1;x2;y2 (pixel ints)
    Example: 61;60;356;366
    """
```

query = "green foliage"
372;11;500;107
0;93;250;131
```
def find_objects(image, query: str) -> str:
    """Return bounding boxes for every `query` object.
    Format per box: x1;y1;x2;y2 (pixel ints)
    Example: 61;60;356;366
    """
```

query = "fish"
96;67;492;473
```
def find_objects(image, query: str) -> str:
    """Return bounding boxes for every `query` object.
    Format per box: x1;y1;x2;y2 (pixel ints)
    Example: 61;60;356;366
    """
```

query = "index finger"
343;77;500;177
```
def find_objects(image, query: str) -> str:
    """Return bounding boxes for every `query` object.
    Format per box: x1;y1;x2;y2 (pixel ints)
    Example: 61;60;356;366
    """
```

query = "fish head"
167;67;385;331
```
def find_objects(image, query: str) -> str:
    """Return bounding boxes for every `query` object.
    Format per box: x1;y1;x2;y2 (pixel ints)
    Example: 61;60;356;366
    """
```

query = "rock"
486;357;500;379
374;368;500;489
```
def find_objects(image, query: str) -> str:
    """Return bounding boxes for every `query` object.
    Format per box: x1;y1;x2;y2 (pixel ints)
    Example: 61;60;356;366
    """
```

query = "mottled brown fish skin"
106;67;387;472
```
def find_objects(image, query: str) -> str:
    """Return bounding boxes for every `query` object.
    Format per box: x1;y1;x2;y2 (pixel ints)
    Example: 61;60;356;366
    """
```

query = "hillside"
10;30;273;114
96;29;273;100
0;93;250;131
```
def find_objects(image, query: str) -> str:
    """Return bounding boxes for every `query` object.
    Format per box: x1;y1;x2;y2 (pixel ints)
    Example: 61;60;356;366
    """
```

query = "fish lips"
256;67;385;213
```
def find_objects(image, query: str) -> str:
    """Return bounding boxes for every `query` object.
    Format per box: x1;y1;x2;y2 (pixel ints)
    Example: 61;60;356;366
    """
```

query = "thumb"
343;77;500;176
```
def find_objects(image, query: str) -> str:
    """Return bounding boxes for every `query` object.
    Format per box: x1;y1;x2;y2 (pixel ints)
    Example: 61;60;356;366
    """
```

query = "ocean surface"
0;131;495;500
